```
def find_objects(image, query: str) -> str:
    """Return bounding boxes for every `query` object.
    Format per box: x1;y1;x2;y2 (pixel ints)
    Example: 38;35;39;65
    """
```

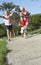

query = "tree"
0;1;16;11
28;14;41;31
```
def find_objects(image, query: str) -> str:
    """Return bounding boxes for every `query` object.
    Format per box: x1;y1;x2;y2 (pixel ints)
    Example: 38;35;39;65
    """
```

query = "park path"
6;34;41;65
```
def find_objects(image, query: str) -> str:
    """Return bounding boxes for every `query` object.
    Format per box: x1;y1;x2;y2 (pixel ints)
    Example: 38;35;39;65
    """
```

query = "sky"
0;0;41;23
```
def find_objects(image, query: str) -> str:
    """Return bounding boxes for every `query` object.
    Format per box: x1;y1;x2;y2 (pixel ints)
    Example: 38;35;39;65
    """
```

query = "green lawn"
0;37;7;65
28;28;41;35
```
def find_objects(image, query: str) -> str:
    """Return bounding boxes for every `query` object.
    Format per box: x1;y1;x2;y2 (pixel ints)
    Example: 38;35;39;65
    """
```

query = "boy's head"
4;11;9;16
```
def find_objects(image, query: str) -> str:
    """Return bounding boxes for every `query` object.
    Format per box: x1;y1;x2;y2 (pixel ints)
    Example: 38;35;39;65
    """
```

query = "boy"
0;8;15;41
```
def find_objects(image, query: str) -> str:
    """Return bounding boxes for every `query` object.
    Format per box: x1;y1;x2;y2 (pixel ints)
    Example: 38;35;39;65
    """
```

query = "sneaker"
8;38;11;41
21;33;24;37
9;39;11;41
23;33;27;39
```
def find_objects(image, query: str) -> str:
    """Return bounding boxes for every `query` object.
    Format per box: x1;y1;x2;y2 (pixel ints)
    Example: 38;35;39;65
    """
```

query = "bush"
0;24;6;37
28;28;41;35
28;14;41;31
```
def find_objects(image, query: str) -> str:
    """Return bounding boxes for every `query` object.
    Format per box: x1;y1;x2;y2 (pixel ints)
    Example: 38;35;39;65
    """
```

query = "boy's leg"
9;25;12;40
7;29;10;39
6;26;9;39
10;31;12;38
6;25;12;41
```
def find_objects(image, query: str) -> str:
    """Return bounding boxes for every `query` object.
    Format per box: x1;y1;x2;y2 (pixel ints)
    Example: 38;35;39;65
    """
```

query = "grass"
0;37;7;65
28;28;41;35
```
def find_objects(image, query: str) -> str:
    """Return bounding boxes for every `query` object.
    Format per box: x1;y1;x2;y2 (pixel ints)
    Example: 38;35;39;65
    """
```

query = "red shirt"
19;19;26;27
19;11;28;27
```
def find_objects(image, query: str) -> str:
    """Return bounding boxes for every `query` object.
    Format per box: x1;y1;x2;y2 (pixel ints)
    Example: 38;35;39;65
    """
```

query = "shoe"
23;33;27;39
21;33;24;37
9;39;11;41
8;38;11;41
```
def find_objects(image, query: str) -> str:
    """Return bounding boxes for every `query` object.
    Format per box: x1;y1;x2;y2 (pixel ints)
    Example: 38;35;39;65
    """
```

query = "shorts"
6;25;12;31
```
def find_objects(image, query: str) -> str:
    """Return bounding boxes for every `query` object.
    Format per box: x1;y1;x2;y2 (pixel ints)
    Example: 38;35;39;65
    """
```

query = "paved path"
6;34;41;65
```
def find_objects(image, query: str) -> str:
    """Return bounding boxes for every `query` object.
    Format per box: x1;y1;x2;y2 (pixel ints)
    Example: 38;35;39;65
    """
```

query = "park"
0;0;41;65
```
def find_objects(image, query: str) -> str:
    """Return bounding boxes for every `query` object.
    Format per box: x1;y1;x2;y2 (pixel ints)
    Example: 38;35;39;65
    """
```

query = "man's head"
20;7;25;12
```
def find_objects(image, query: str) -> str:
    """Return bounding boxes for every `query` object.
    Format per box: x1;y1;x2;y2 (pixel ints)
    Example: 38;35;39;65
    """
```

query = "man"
19;7;28;38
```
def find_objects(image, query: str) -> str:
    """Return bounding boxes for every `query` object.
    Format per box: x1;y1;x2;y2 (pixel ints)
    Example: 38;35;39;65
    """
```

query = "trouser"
20;25;27;37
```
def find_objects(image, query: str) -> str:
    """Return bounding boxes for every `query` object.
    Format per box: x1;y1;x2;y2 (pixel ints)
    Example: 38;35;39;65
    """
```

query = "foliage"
0;2;41;35
0;24;6;37
0;2;16;11
28;28;41;35
28;14;41;31
0;2;29;36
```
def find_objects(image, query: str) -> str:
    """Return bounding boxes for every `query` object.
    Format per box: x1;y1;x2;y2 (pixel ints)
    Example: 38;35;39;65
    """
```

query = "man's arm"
23;11;27;15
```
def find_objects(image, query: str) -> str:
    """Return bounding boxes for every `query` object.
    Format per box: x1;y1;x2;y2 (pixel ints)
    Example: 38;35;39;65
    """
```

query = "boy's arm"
0;15;5;18
9;8;15;16
0;15;9;19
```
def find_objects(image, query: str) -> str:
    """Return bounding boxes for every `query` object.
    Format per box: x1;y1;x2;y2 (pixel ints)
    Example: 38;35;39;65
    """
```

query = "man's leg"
23;26;27;38
21;27;24;37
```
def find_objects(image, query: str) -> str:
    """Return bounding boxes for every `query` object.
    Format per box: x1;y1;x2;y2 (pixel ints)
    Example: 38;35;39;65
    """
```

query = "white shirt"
4;14;13;26
3;8;15;26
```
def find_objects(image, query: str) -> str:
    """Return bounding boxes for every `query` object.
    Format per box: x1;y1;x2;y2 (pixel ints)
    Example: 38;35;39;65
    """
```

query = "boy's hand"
0;16;3;18
0;16;1;17
11;8;15;13
0;15;5;18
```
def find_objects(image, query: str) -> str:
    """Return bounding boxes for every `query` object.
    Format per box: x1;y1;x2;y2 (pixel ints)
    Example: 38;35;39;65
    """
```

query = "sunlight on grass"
0;37;7;65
